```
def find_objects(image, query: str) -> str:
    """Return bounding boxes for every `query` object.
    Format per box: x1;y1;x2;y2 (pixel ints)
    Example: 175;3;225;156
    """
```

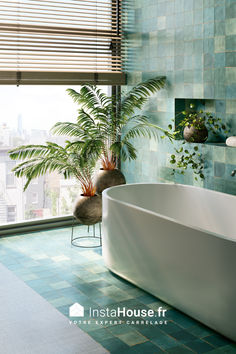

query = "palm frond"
121;141;137;161
109;141;122;157
110;140;137;161
79;85;111;109
13;156;75;191
8;144;52;160
66;88;81;105
9;141;96;191
77;108;98;132
122;125;154;141
67;86;111;115
67;139;104;161
121;76;166;117
50;122;83;137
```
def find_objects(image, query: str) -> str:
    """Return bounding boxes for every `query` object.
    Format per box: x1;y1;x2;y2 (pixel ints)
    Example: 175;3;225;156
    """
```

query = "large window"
0;85;109;224
0;0;122;225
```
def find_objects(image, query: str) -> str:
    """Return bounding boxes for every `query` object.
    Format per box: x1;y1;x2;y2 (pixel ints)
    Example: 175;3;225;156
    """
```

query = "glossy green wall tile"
122;0;236;195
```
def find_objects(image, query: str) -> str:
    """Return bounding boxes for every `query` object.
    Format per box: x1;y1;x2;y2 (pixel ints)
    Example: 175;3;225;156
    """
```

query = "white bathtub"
102;183;236;341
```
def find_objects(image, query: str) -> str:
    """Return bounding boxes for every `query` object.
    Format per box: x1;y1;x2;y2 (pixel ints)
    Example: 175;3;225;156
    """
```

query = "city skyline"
0;85;109;131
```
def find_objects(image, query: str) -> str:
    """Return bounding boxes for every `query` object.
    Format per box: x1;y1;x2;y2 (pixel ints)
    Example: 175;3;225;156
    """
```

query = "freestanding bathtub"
102;183;236;341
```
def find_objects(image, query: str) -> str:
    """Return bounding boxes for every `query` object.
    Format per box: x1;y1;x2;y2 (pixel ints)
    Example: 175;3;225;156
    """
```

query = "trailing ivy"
170;143;204;181
162;102;229;180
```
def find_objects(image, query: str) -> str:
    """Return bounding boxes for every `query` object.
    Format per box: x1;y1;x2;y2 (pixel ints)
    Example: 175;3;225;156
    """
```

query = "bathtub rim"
102;182;236;243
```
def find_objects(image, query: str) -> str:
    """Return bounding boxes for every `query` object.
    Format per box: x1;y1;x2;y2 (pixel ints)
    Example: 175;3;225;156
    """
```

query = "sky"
0;85;109;131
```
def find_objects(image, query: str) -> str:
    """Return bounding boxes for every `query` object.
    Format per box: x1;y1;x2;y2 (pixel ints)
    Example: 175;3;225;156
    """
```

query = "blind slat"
0;0;125;85
0;24;121;38
0;6;121;17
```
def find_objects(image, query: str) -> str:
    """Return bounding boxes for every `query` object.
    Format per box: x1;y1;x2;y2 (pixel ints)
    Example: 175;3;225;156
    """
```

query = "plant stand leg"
93;224;95;237
99;222;102;246
71;219;102;248
71;217;75;245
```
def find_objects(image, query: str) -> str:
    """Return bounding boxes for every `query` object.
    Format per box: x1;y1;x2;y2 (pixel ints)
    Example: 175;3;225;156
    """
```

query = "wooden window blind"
0;0;125;85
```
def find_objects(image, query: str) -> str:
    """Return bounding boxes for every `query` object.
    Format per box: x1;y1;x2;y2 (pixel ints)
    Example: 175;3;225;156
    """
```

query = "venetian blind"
0;0;125;85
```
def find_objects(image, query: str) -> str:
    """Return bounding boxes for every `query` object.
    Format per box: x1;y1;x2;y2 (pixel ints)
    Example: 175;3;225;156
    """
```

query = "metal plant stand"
71;218;102;248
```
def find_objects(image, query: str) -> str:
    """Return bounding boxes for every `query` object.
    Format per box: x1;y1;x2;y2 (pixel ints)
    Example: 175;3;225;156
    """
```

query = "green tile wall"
121;0;236;195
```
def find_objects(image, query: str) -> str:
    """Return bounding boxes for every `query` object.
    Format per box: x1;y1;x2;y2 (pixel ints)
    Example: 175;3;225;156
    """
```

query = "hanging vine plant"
162;102;229;181
169;143;205;181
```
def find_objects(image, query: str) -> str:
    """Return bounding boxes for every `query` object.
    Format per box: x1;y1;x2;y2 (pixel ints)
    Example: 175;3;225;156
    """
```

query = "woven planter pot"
95;169;126;194
73;194;102;225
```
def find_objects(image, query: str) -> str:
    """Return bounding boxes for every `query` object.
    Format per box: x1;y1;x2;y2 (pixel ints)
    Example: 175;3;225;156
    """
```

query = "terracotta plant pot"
95;169;126;194
183;124;208;143
73;194;102;225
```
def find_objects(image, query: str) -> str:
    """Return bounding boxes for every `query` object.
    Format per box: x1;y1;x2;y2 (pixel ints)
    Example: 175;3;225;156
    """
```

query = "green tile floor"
0;226;236;354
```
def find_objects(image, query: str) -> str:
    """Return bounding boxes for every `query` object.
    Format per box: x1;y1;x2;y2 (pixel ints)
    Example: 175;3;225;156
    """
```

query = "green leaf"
9;141;96;191
121;76;166;117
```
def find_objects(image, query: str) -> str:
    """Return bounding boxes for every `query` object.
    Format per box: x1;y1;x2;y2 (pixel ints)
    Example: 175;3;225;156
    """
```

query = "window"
32;193;38;204
0;1;119;225
7;206;16;222
6;162;15;186
32;178;38;185
0;85;109;224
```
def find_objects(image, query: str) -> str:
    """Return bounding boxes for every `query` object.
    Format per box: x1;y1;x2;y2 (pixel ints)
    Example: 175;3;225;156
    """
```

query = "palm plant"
51;77;171;169
8;141;96;195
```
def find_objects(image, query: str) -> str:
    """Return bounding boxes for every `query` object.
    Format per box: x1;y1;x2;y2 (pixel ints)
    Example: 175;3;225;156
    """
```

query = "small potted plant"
8;142;102;225
163;103;229;180
178;103;228;143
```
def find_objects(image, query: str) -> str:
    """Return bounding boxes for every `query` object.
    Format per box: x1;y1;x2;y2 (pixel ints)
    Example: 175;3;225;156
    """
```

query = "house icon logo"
69;303;84;317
